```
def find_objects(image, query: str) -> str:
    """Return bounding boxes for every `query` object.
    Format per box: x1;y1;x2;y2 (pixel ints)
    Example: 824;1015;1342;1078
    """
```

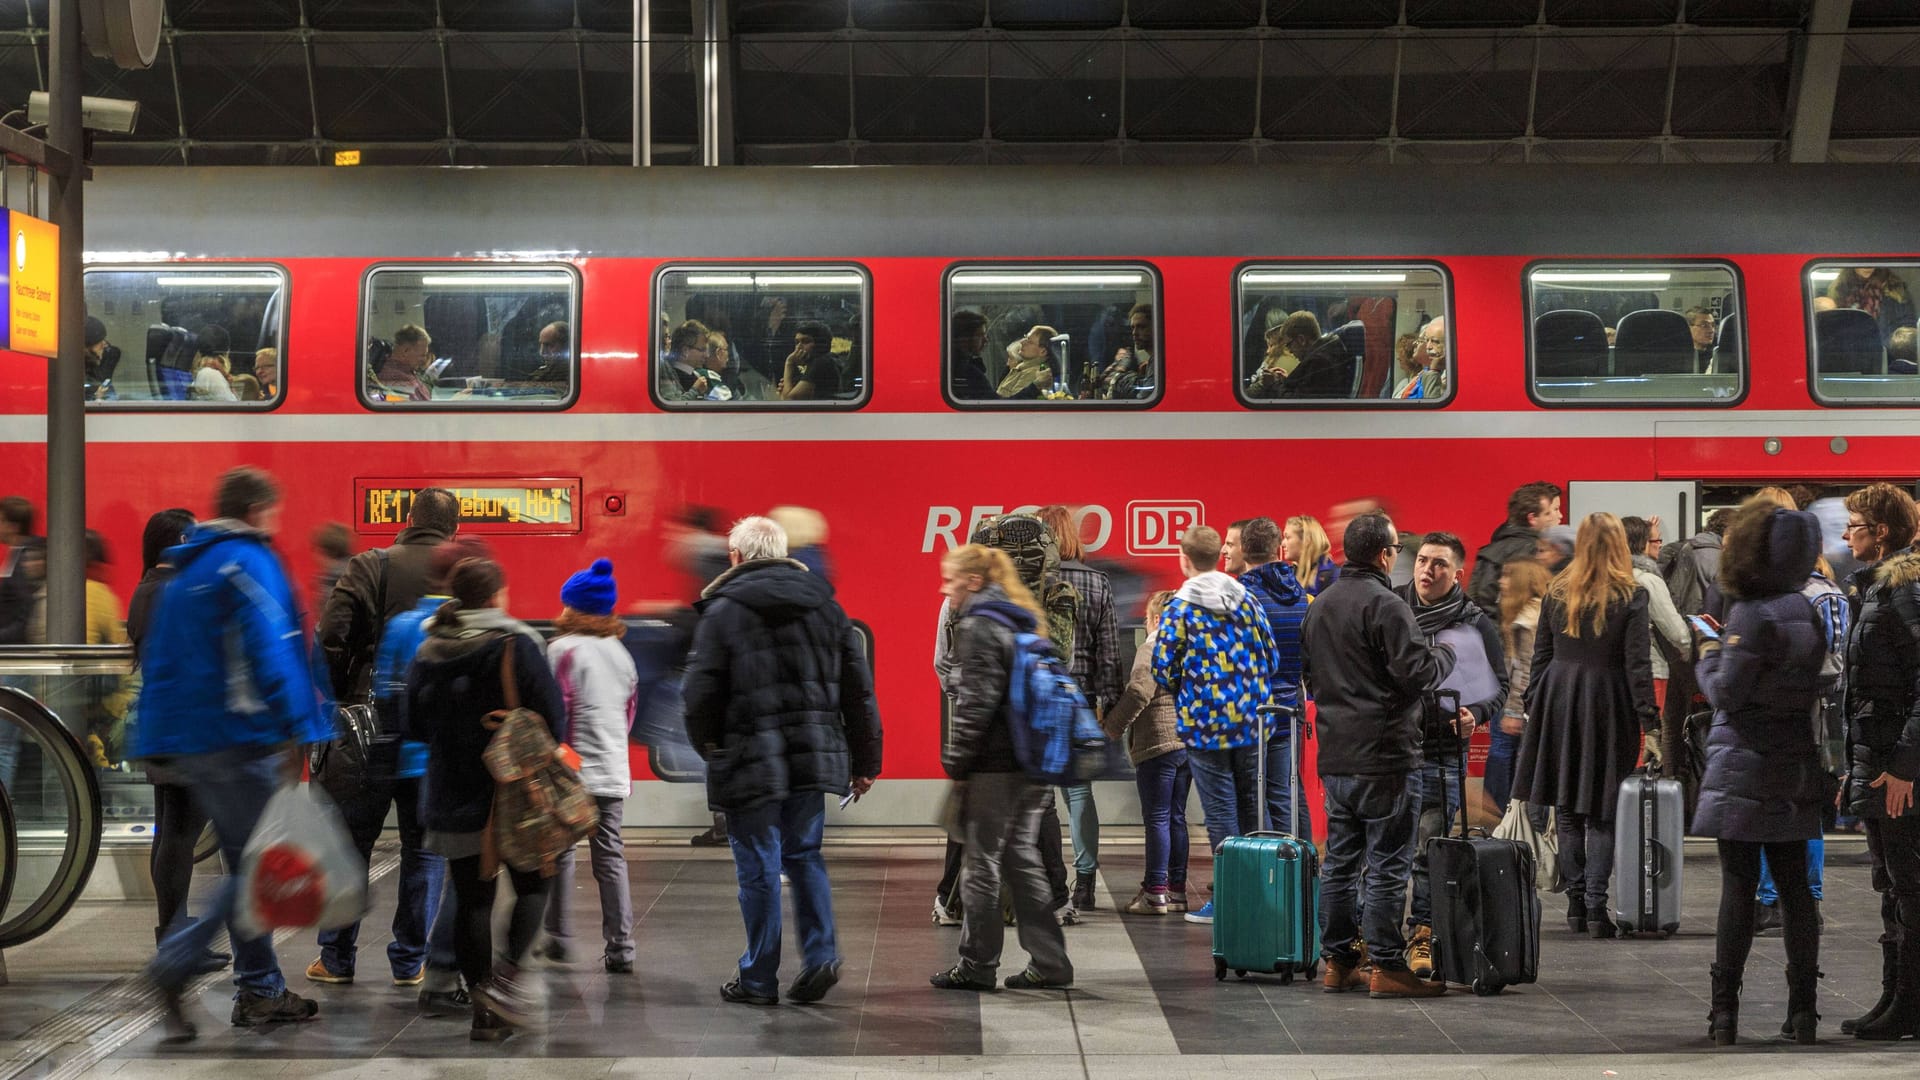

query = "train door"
1566;481;1698;536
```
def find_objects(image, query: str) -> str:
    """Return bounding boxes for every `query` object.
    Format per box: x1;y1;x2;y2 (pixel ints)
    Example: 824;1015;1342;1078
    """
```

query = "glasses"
1844;521;1874;534
1384;543;1405;554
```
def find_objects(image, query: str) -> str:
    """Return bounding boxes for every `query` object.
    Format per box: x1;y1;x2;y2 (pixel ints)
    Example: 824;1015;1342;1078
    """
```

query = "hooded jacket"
942;584;1034;778
131;520;331;759
1659;530;1724;617
1104;638;1183;766
1631;553;1692;680
1843;546;1920;818
1239;559;1309;708
1694;509;1831;841
1302;563;1455;776
320;524;454;700
1151;570;1279;752
1467;521;1538;618
682;558;882;812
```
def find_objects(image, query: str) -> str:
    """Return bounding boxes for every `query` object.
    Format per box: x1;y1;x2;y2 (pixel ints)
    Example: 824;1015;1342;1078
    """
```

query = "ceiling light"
1533;272;1672;284
680;273;864;287
418;274;571;286
953;273;1144;287
1243;272;1409;285
153;275;282;287
1809;271;1840;282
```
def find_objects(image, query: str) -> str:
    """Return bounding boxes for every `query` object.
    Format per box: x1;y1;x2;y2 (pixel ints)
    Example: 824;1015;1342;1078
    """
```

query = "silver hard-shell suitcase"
1611;773;1684;937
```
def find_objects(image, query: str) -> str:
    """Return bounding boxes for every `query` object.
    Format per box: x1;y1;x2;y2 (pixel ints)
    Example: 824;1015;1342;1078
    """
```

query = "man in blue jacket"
136;467;333;1040
1236;517;1311;839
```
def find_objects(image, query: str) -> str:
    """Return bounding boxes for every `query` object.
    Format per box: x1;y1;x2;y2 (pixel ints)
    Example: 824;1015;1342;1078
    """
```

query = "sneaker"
605;957;634;975
787;960;842;1004
1072;873;1098;912
932;896;962;926
230;989;321;1027
719;976;778;1006
469;1002;511;1042
418;987;471;1018
690;827;728;848
1184;899;1216;925
537;940;574;965
393;966;426;987
477;967;546;1029
1004;967;1073;990
1167;890;1189;913
1369;966;1447;999
1406;925;1435;980
158;984;198;1044
1123;889;1169;916
1057;905;1081;927
1754;900;1783;937
928;965;997;992
304;957;352;985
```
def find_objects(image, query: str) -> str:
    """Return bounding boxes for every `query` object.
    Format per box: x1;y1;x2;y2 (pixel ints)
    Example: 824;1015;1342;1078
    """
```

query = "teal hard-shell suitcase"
1211;706;1320;982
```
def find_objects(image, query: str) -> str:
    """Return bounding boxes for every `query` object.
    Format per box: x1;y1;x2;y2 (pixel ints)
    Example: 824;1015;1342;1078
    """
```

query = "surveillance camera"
26;91;140;135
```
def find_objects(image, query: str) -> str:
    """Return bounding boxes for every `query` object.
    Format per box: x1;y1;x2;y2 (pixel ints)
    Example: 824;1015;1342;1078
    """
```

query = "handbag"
482;636;597;876
312;548;391;782
1491;799;1561;894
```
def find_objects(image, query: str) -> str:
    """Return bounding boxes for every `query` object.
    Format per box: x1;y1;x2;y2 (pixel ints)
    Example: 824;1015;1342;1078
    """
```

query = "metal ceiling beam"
693;0;732;165
1786;0;1852;162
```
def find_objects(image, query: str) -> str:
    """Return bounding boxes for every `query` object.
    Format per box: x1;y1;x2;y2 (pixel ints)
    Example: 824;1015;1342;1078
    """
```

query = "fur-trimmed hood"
1877;548;1920;589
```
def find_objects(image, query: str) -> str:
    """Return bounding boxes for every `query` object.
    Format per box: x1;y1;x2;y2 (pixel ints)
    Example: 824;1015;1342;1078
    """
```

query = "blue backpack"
974;608;1107;785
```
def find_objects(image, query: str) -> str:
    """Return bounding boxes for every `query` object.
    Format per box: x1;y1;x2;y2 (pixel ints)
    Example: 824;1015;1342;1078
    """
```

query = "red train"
2;165;1915;825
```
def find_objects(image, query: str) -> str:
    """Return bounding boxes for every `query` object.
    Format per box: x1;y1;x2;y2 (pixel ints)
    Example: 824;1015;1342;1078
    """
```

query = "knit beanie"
561;558;617;616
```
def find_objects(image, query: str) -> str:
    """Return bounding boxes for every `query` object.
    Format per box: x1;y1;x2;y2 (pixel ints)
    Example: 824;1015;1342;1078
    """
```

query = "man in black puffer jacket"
683;515;882;1008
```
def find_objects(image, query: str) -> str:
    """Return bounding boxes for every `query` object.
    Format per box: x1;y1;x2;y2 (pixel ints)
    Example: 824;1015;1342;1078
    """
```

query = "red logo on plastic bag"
250;843;325;929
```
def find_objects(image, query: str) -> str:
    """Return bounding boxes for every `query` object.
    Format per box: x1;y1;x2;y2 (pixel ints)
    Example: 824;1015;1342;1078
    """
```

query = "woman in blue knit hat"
540;558;641;973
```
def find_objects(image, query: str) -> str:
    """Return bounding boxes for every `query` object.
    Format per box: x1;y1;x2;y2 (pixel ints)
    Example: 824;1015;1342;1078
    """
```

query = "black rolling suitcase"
1427;725;1541;996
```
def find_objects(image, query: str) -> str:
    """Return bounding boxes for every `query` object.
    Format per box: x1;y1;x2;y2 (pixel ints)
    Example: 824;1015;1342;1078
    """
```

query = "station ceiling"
0;0;1915;166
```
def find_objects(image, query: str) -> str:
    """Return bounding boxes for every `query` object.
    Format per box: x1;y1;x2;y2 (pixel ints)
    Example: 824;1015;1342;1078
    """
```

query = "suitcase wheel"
1471;978;1504;997
1214;957;1227;981
1305;961;1319;981
1235;969;1247;979
1280;969;1293;986
1661;922;1679;938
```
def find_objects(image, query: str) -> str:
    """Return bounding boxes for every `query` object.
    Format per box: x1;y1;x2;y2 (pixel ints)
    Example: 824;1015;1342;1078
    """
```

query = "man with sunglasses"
1301;512;1456;1000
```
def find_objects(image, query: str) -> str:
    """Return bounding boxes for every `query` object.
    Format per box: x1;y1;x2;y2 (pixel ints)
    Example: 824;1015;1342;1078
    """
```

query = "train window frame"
357;262;582;413
1523;258;1748;410
1231;260;1455;411
649;262;873;411
1803;258;1920;408
941;262;1164;411
81;262;291;412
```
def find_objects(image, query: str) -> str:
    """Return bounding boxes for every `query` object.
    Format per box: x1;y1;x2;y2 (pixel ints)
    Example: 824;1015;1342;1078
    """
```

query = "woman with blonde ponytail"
930;545;1073;993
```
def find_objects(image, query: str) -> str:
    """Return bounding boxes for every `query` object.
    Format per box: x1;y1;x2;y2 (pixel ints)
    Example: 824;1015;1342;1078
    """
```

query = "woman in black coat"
1693;504;1829;1045
1514;512;1658;939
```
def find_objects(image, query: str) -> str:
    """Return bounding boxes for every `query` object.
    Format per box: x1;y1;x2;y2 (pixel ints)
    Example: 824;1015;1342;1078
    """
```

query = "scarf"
425;604;548;655
1410;583;1473;638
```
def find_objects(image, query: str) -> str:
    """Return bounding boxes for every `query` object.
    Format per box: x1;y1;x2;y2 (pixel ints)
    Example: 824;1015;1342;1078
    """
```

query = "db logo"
1126;501;1204;556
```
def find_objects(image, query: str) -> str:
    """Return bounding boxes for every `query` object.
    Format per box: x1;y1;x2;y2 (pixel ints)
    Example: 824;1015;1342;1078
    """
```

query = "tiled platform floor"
5;838;1918;1080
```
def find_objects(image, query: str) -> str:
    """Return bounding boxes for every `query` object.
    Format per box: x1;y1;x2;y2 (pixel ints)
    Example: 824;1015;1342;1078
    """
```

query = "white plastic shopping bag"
1491;799;1561;894
234;783;368;938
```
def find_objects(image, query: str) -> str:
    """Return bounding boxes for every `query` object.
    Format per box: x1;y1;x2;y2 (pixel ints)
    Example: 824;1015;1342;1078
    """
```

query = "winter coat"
1239;559;1309;708
126;565;174;662
1104;639;1183;766
1513;587;1658;819
942;584;1030;778
1467;522;1539;618
1694;509;1830;842
1659;530;1723;617
1300;563;1454;776
1059;559;1125;709
320;525;454;700
372;595;444;714
404;609;567;836
551;633;640;798
1152;571;1279;752
682;558;882;812
1503;601;1540;725
1631;554;1691;681
1395;582;1508;759
0;540;39;645
1842;547;1920;819
131;520;331;759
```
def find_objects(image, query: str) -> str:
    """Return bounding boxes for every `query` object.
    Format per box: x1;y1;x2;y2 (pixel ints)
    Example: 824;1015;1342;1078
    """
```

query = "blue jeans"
1058;782;1099;875
1189;732;1300;853
316;757;444;978
725;792;837;997
1408;758;1463;929
1757;838;1826;904
1320;771;1420;970
149;745;290;998
1134;749;1191;891
1485;724;1521;814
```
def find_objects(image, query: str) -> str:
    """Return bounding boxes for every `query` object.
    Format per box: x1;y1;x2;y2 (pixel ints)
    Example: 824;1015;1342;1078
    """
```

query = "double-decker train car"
2;165;1915;829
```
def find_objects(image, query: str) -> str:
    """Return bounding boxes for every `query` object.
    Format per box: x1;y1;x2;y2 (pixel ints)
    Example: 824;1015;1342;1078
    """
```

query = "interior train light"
953;273;1145;287
1532;272;1672;283
1809;270;1841;282
683;274;755;285
418;274;572;286
1242;272;1408;285
153;275;283;287
681;273;864;287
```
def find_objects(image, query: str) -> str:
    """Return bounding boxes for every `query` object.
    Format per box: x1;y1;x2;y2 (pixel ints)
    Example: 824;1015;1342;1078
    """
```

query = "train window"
1526;262;1743;406
1235;264;1451;405
653;265;870;407
943;265;1161;407
80;265;287;407
360;265;578;409
1806;262;1920;405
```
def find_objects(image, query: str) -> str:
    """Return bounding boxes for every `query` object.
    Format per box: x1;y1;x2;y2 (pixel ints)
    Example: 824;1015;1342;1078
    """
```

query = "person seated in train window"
1815;267;1916;344
1100;303;1155;400
779;319;841;401
83;315;121;402
1414;316;1448;399
374;324;436;403
188;325;238;402
949;311;994;401
1890;326;1918;376
709;331;756;400
252;348;280;400
1387;332;1423;399
1248;315;1315;399
1686;307;1717;371
522;321;571;384
660;318;729;402
997;326;1060;400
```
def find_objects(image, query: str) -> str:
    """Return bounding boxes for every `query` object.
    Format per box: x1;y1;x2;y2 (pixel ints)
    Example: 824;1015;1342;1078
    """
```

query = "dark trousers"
1557;808;1616;912
1867;816;1920;953
938;839;965;906
150;781;207;935
1319;771;1420;970
956;773;1072;983
1716;839;1818;981
941;792;1069;913
316;745;445;978
1408;758;1463;929
446;855;549;991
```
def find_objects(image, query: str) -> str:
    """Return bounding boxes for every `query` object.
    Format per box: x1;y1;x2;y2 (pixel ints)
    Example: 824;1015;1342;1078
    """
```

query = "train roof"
85;164;1909;260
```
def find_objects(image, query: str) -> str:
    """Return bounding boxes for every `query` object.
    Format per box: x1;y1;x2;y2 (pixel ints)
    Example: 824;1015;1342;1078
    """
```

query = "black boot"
1842;941;1898;1035
1753;900;1783;937
1709;963;1741;1046
1566;895;1588;934
1855;940;1920;1042
1782;964;1820;1044
1072;873;1098;912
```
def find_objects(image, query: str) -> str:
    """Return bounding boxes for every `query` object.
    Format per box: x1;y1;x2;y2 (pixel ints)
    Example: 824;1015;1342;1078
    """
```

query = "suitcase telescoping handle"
1434;689;1474;841
1255;703;1302;837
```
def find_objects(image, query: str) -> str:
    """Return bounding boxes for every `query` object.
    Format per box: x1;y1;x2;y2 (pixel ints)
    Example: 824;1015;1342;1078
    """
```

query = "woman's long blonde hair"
1547;512;1638;638
1286;515;1331;584
1499;558;1550;655
944;544;1048;638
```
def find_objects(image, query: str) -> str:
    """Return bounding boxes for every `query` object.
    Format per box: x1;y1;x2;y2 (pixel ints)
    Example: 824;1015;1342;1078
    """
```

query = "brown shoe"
1369;966;1447;999
1322;959;1370;993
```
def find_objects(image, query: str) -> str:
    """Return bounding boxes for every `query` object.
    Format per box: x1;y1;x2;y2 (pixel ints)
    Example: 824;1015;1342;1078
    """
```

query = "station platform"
0;834;1913;1080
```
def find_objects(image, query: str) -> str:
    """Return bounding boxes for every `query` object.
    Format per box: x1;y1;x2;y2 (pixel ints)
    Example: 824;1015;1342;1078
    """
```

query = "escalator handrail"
0;686;103;950
0;778;15;930
0;645;136;677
